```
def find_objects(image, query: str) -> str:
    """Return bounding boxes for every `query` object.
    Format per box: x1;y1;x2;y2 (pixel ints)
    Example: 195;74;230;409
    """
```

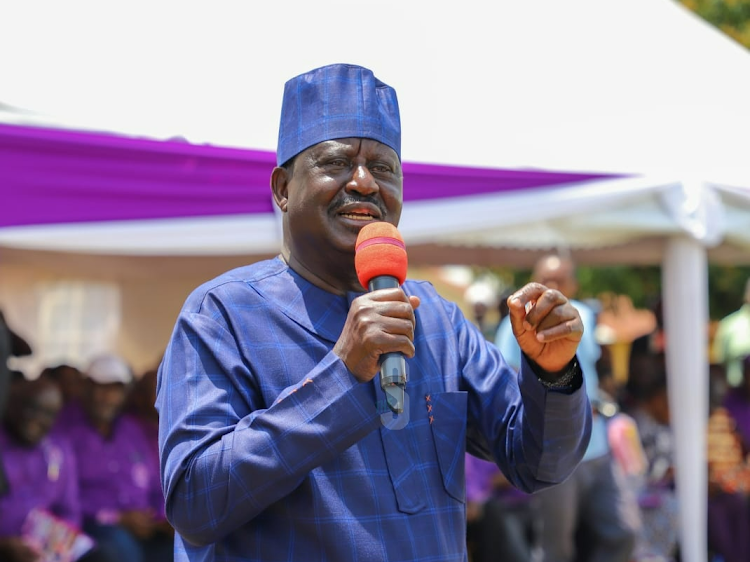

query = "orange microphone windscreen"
355;222;408;288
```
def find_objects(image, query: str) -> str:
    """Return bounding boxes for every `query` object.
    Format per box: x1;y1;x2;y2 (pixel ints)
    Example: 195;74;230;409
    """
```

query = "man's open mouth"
339;212;377;221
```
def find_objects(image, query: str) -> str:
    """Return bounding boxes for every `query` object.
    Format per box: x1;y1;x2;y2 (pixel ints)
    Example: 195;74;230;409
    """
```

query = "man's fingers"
525;292;570;330
372;299;416;321
536;318;583;343
367;287;411;303
508;283;566;335
507;283;549;312
383;316;416;341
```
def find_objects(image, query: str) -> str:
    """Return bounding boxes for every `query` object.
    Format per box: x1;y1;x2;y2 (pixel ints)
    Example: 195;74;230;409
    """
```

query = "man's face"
84;380;128;425
13;385;63;445
276;138;403;282
57;365;84;402
533;257;578;298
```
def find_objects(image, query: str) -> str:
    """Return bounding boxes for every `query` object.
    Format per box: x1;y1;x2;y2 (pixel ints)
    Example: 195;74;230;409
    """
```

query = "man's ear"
271;167;289;212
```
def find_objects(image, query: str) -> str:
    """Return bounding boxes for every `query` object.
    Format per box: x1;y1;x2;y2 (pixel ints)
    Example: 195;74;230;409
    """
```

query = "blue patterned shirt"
157;257;591;562
495;298;609;461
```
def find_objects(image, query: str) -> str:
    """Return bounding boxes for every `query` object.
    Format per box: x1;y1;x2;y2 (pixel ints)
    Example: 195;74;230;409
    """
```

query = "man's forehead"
534;259;576;285
308;138;399;159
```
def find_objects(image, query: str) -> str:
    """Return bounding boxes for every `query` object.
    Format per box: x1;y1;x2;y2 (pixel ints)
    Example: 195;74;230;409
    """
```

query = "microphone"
354;222;408;415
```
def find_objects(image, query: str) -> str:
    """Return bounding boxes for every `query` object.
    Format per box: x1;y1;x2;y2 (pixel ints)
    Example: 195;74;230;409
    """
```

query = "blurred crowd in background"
461;257;750;562
1;257;750;562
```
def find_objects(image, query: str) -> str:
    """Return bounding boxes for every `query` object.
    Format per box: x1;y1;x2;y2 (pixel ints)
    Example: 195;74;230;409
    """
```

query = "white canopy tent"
2;1;750;559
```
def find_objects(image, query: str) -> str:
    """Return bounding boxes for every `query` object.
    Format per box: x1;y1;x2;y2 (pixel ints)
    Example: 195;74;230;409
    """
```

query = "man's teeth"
340;213;374;220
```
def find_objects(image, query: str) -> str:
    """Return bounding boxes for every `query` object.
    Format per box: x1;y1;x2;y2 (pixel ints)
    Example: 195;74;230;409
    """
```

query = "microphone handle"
380;353;406;415
368;275;400;292
368;276;407;414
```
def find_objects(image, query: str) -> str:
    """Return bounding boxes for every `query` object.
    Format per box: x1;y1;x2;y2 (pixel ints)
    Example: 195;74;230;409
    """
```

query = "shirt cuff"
524;354;583;394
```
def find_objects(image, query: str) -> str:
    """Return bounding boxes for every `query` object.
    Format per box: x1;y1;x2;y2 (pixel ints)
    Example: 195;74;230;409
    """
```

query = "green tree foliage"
499;265;663;311
679;0;750;48
707;264;750;318
493;264;750;320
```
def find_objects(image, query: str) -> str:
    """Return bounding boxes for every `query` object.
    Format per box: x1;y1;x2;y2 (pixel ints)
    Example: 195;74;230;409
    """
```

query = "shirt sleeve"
131;420;167;522
454;301;592;492
157;308;382;547
50;436;83;530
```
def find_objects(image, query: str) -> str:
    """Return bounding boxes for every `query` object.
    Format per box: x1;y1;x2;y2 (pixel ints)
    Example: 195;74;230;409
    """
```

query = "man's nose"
346;165;379;195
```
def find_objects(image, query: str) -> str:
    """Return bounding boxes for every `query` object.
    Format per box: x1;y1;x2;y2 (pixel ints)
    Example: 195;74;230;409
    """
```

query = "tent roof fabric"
1;123;275;228
0;122;619;229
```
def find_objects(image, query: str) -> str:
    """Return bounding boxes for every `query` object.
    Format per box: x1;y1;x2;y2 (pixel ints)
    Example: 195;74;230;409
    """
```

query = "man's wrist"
525;355;582;391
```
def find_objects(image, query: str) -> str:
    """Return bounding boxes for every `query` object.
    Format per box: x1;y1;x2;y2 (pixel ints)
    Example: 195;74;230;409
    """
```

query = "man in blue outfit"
157;63;593;562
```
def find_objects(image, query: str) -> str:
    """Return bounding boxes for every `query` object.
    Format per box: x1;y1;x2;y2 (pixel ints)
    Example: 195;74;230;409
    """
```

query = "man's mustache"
331;196;387;218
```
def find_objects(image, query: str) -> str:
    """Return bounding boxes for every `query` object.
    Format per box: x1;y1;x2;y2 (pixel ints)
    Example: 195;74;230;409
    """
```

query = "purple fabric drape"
0;124;276;228
0;123;620;228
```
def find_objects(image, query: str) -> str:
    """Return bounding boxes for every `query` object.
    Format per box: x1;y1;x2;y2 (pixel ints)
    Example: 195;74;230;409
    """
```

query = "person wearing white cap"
59;354;173;562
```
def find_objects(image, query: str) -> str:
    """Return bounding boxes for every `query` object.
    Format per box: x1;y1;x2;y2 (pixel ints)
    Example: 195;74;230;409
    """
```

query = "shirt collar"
251;258;361;343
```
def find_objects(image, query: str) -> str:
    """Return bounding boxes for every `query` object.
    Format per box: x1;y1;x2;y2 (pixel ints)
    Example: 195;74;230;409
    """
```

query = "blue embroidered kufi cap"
276;63;401;166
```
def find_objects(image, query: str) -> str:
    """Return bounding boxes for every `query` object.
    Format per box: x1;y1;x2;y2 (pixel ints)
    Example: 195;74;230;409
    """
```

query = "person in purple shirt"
125;368;169;529
0;377;81;562
465;453;539;562
0;311;32;498
40;364;85;407
723;354;750;452
157;63;592;562
60;354;172;562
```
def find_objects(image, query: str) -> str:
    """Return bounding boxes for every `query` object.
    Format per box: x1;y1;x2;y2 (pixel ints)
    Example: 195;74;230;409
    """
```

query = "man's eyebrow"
314;143;352;157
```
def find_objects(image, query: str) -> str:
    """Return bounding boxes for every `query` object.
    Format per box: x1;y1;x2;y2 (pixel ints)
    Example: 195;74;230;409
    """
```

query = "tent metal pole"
662;235;708;562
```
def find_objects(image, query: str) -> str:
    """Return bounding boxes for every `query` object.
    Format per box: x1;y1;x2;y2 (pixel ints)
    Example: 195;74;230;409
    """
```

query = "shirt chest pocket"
379;390;467;513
